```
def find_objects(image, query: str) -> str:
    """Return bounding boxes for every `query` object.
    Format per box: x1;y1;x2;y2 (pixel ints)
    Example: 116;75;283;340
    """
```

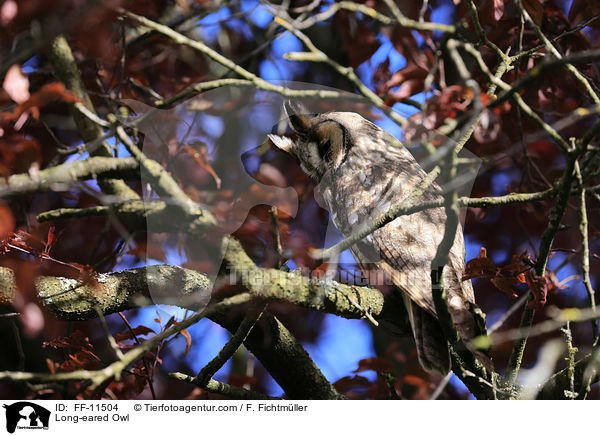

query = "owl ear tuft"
283;100;312;135
268;134;295;154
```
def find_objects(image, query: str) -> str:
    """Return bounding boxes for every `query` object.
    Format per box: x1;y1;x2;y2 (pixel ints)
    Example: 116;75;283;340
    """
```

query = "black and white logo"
3;402;50;433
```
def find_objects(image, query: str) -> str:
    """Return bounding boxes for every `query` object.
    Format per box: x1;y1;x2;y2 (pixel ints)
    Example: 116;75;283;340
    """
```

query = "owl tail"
404;296;451;375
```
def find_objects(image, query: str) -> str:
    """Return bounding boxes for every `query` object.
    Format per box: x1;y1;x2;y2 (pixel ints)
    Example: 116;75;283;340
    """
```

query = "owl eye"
318;139;332;160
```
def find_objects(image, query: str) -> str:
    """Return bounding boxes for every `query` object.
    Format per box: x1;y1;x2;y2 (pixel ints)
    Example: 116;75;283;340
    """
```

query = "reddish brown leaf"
182;142;221;189
382;64;428;101
227;374;257;387
402;374;430;388
132;363;149;394
43;330;93;351
390;27;430;70
353;357;394;373
59;351;101;371
0;134;42;175
13;82;79;120
499;251;530;275
525;270;548;309
334;10;381;68
366;377;394;400
522;0;544;26
43;330;101;372
7;229;39;252
373;58;391;95
114;325;156;343
46;358;56;374
403;86;475;144
464;247;497;280
312;262;330;279
43;226;61;256
180;328;192;357
0;204;15;241
490;276;521;299
333;375;372;394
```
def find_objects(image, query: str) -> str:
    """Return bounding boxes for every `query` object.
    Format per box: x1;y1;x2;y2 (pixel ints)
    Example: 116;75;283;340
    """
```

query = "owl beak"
268;134;295;154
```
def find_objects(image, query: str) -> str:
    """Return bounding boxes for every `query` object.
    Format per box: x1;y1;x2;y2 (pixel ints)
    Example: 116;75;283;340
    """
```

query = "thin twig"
195;307;265;386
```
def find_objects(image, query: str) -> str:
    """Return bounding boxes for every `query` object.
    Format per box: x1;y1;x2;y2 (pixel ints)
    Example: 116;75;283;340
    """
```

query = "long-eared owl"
269;102;489;374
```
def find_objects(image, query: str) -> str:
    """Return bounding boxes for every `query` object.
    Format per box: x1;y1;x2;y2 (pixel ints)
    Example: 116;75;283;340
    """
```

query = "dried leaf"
43;226;62;256
44;330;93;351
182;142;221;189
0;203;15;241
525;270;548;309
403;86;475;144
333;375;372;394
383;64;428;101
132;363;149;394
353;357;394;373
522;0;544;26
490;276;521;299
312;262;330;279
13;82;79;120
390;27;430;70
180;328;192;357
402;374;430;388
334;11;381;68
114;325;156;343
464;247;497;280
373;58;391;95
227;374;257;386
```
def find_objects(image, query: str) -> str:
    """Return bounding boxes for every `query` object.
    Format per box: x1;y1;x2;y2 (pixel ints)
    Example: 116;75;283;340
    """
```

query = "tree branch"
45;35;139;200
0;157;139;199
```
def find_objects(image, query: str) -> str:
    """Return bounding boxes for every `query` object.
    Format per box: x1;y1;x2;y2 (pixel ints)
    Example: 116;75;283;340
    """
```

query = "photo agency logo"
121;81;481;308
3;402;50;433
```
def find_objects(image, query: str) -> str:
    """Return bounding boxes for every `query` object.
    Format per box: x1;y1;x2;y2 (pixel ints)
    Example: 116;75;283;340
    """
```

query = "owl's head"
268;102;380;179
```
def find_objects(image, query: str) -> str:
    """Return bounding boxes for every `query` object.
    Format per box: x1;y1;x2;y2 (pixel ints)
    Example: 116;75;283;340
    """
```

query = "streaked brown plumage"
269;102;490;374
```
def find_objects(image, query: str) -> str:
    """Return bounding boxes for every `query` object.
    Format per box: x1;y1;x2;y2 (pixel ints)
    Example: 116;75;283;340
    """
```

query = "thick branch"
0;265;211;321
0;260;350;399
0;157;139;199
45;35;138;200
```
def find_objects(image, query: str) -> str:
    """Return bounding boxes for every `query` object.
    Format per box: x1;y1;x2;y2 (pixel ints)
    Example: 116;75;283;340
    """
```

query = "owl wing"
370;208;443;317
368;217;492;370
349;223;452;374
